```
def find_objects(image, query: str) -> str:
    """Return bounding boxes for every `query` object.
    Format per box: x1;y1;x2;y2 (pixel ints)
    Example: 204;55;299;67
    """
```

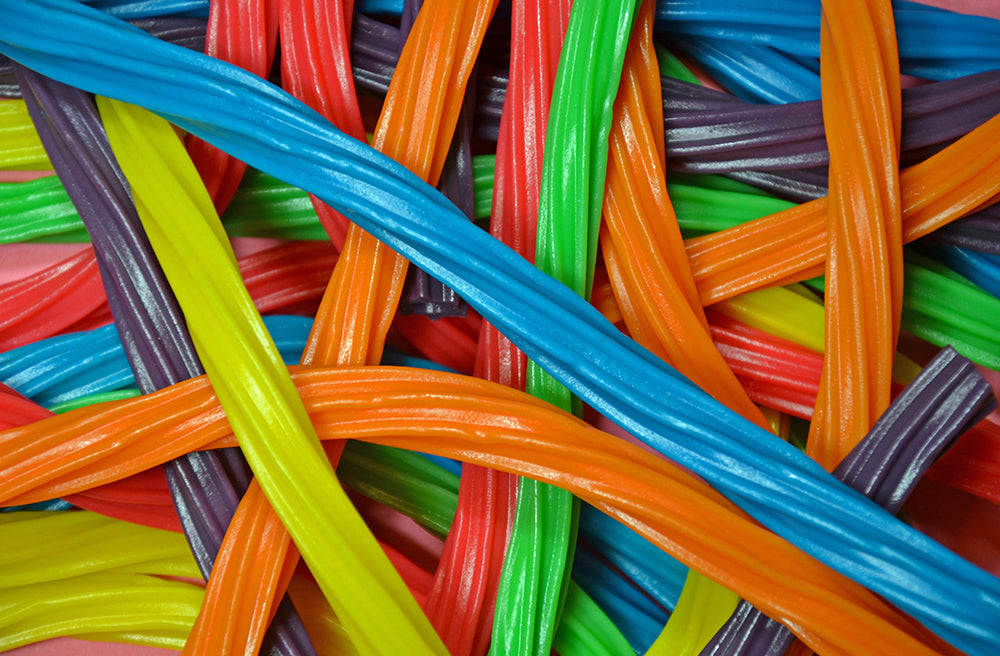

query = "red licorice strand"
279;0;366;251
185;0;279;213
708;311;823;420
420;1;572;653
62;493;183;532
926;418;1000;503
0;241;336;350
0;247;106;351
394;312;481;375
237;240;338;314
0;382;52;429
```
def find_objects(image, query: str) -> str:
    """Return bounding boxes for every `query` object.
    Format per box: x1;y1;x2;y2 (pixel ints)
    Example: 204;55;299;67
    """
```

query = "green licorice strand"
472;154;496;220
48;388;141;413
553;583;634;656
338;441;459;536
535;0;640;300
654;44;701;84
667;172;777;197
221;168;327;240
666;181;797;237
494;0;640;654
0;176;87;243
901;263;1000;370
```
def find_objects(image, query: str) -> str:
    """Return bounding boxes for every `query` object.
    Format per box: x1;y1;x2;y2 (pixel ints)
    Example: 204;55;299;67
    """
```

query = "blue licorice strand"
924;243;1000;302
0;318;312;405
2;3;999;653
700;347;996;655
578;504;686;613
572;546;668;653
669;36;821;103
655;1;1000;73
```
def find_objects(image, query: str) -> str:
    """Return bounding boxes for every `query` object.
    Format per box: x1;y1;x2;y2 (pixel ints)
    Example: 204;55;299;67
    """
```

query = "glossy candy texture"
2;1;1000;656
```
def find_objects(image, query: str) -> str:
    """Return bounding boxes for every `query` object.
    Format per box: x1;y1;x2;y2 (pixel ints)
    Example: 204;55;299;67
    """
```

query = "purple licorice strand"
348;13;401;96
659;71;1000;173
830;348;996;514
14;66;317;656
0;16;207;98
931;212;1000;256
699;604;793;656
12;66;202;391
699;347;996;656
723;168;830;203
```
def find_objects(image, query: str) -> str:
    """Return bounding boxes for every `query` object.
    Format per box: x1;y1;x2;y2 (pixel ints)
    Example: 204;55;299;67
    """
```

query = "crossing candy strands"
2;1;1000;656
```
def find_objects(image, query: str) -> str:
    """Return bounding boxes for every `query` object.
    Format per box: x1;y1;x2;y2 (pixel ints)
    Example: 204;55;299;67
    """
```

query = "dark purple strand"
14;66;316;656
699;346;996;656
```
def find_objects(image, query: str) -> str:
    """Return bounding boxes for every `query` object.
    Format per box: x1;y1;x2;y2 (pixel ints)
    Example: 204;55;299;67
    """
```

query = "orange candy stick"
600;0;769;429
806;0;903;469
182;1;499;652
0;366;956;656
685;110;1000;306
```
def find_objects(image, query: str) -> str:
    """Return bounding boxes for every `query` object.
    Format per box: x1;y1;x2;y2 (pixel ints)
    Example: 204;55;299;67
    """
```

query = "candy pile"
1;1;999;655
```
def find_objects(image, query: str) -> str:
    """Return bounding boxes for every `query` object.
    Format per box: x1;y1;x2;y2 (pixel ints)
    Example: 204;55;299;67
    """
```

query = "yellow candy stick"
645;570;739;656
0;99;51;170
97;95;447;656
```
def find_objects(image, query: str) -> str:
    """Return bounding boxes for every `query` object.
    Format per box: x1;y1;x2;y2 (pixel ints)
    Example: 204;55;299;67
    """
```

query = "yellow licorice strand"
0;99;51;170
0;510;199;588
644;570;739;656
0;572;203;652
714;286;826;354
79;630;195;650
97;96;448;656
0;511;202;650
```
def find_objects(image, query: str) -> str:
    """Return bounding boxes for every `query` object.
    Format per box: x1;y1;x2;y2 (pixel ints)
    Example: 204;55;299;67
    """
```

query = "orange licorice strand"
685;112;1000;305
279;0;365;249
806;0;902;470
182;484;295;656
285;575;360;656
0;368;943;656
600;1;769;430
186;0;278;212
308;0;498;368
188;3;499;650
